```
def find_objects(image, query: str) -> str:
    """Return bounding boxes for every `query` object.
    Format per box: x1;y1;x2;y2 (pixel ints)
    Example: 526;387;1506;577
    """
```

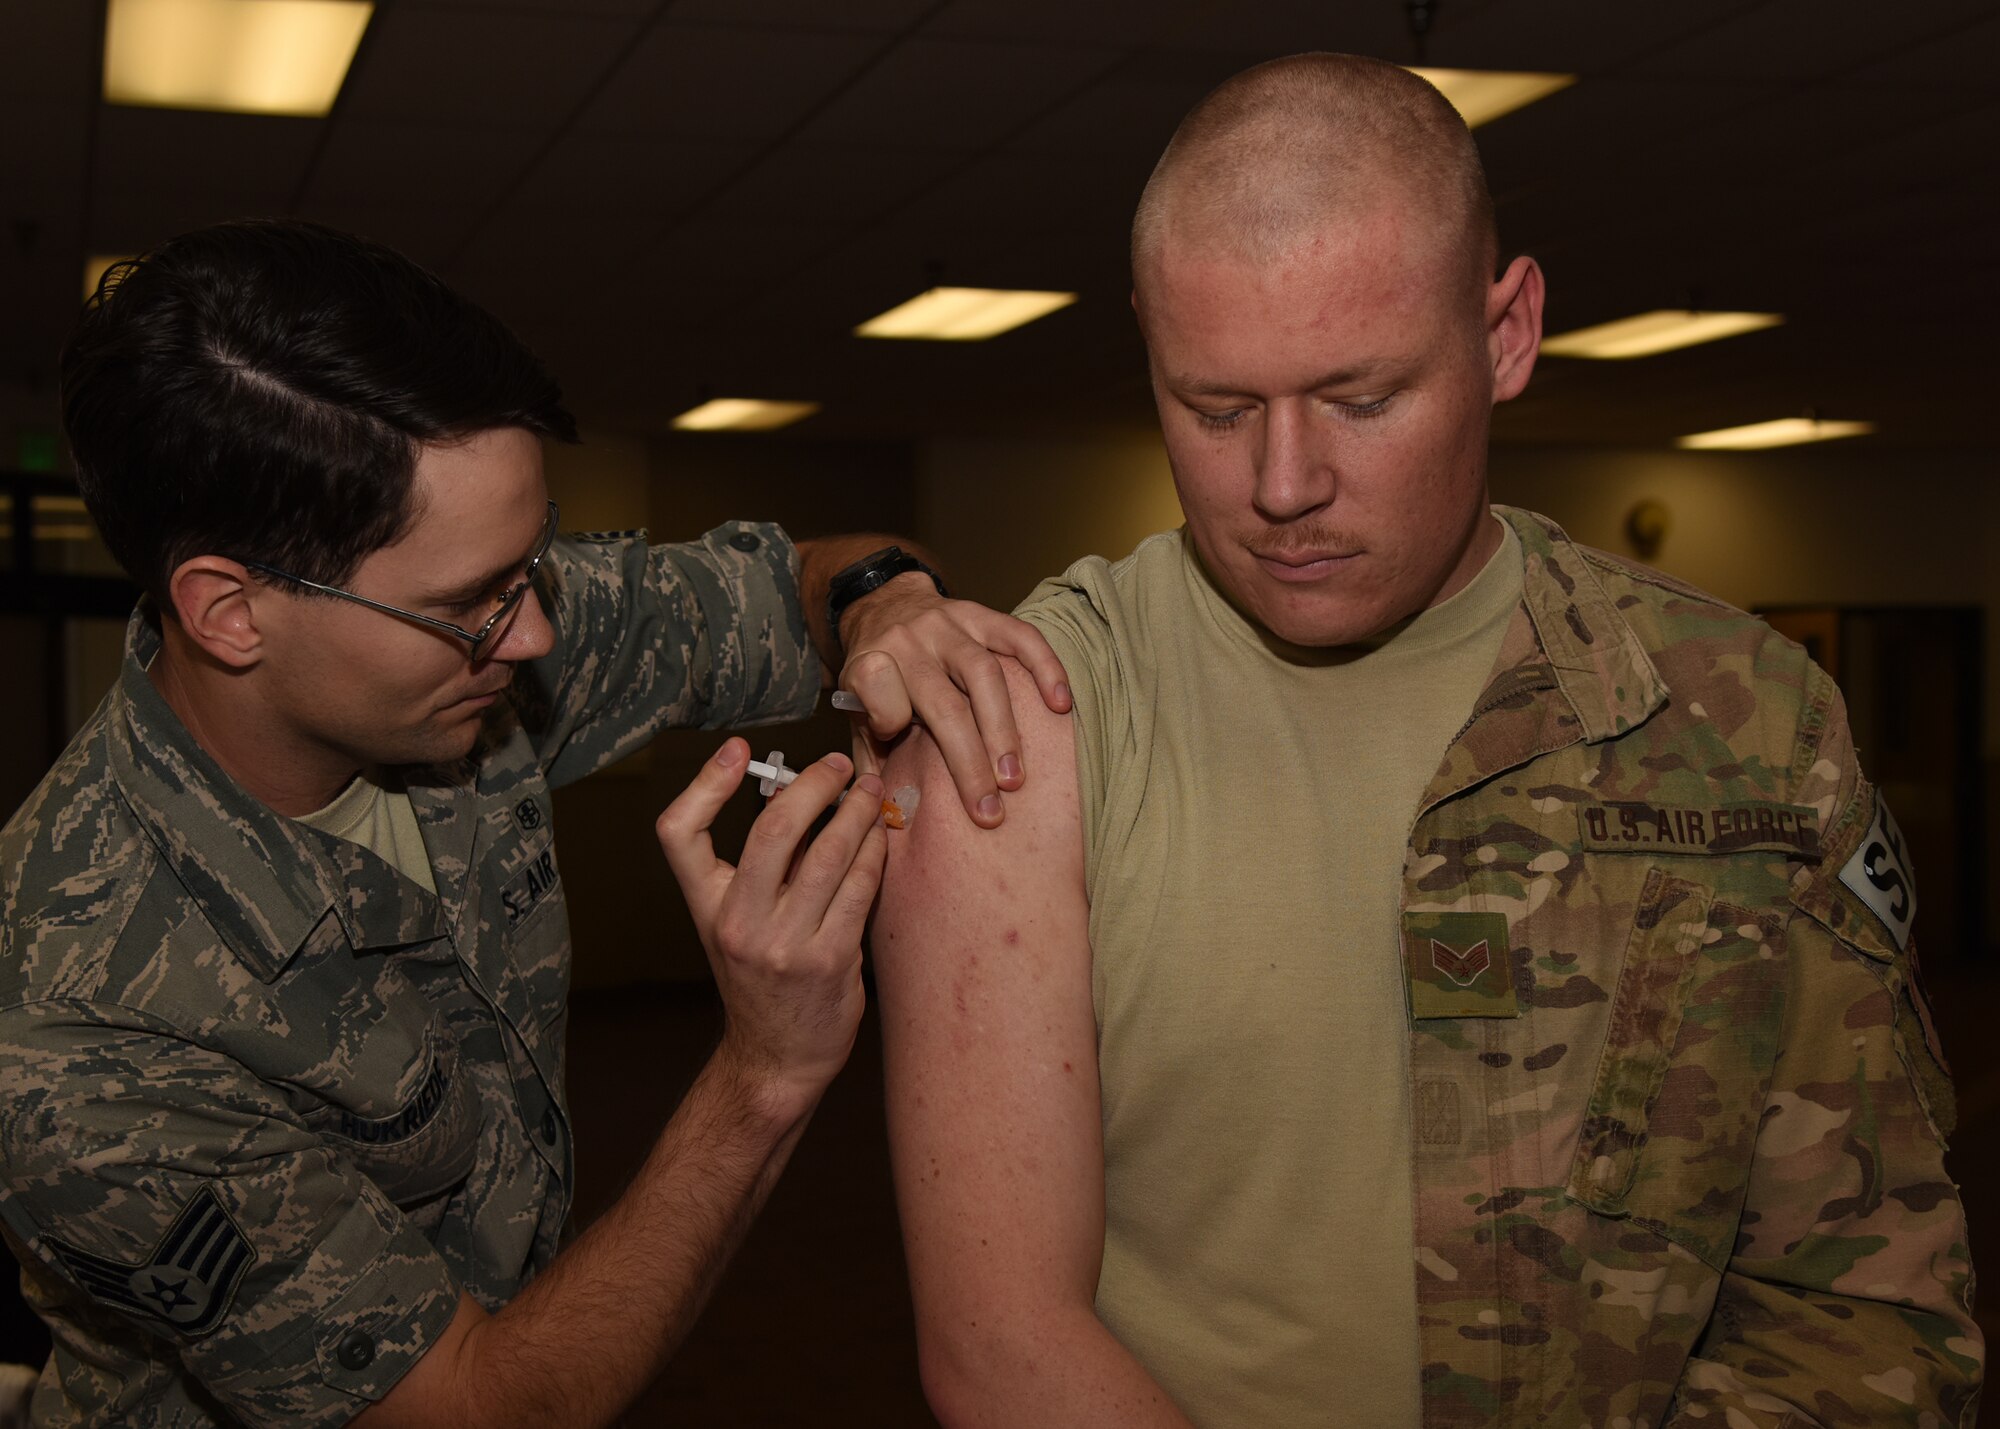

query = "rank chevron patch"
1431;938;1492;987
43;1185;254;1337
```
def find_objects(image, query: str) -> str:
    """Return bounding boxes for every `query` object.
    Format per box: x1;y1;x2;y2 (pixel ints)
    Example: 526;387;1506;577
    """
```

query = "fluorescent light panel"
104;0;373;117
1543;310;1784;360
84;256;129;299
1408;68;1575;128
672;399;821;432
1675;418;1875;451
856;287;1077;341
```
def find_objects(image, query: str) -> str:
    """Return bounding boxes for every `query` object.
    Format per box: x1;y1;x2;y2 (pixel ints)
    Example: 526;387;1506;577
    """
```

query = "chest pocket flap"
308;1029;479;1209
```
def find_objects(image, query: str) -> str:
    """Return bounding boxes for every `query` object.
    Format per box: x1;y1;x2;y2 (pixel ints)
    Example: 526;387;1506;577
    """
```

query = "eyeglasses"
242;499;559;661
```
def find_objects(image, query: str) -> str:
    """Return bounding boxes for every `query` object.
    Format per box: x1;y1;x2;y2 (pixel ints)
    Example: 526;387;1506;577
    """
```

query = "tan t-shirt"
297;770;437;895
1017;515;1522;1425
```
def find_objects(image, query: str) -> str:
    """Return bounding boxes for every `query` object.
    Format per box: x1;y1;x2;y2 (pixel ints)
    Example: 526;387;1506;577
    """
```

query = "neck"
148;626;361;818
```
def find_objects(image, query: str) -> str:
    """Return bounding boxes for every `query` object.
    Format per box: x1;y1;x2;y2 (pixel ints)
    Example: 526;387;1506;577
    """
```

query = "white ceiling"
1;0;1996;449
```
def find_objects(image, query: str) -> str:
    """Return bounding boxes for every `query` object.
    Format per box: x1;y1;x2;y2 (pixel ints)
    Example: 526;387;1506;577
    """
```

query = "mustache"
1243;523;1365;560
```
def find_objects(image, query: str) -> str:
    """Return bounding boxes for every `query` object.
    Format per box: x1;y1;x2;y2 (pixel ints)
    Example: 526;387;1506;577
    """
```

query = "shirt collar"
1498;505;1668;742
105;604;448;980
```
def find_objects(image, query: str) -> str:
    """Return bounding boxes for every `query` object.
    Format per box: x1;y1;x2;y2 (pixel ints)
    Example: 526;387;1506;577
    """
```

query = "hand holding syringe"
748;747;920;829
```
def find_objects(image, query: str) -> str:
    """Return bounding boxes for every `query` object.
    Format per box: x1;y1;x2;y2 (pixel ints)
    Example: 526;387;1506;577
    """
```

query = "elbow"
915;1327;983;1429
914;1317;1020;1429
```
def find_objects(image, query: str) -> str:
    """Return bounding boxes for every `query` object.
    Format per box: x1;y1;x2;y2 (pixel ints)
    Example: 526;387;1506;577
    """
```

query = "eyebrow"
1172;362;1396;398
420;518;546;603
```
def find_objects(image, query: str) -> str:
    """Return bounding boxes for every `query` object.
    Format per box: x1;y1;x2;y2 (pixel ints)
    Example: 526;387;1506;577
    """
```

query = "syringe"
742;747;919;827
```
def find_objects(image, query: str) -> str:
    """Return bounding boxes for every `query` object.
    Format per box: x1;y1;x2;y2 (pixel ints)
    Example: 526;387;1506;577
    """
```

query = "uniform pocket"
310;1030;480;1210
1567;867;1785;1269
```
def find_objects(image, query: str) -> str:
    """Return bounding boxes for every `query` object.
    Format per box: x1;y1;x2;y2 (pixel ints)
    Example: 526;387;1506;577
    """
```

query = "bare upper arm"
873;657;1102;1329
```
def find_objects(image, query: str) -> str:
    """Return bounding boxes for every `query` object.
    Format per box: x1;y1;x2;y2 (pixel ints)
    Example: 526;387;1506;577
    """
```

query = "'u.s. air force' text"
1576;801;1821;858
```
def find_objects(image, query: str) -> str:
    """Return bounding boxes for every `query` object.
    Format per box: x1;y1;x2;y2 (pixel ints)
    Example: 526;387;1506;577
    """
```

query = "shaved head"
1132;53;1496;305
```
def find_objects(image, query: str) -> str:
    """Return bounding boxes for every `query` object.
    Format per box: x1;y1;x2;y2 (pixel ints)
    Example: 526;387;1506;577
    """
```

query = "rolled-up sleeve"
520;521;821;789
0;1000;460;1427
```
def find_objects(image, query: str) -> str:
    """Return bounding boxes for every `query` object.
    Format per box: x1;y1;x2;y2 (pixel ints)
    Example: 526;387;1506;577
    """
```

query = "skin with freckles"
1136;193;1541;651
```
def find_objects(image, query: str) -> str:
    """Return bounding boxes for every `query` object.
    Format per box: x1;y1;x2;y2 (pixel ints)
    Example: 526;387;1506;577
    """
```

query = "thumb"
655;738;750;914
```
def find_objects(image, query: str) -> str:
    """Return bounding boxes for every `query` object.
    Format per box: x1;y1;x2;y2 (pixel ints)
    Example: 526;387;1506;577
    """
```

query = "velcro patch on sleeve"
1837;794;1917;952
43;1185;255;1337
1578;801;1821;859
1402;911;1518;1020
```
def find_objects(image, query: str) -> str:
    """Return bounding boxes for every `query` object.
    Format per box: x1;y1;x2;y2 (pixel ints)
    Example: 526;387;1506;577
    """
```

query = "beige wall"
914;434;1998;747
555;428;1998;985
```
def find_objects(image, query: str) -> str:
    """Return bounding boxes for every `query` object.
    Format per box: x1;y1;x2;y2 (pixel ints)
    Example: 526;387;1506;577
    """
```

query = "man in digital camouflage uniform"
871;54;1980;1427
0;220;1069;1426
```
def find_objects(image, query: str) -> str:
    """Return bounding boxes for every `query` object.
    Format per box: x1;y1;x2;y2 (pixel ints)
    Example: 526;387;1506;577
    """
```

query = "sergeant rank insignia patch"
43;1185;254;1336
1402;910;1518;1020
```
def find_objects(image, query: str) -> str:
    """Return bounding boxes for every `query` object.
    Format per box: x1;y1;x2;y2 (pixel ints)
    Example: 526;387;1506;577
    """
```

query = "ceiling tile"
575;24;881;139
799;38;1122;151
91;107;323;199
290;203;483;270
0;0;99;103
299;121;537;212
89;190;298;255
1003;53;1243;158
337;7;639;130
1620;0;2000;84
1423;0;1755;74
507;132;764;219
666;0;935;30
701;145;958;225
922;0;1409;56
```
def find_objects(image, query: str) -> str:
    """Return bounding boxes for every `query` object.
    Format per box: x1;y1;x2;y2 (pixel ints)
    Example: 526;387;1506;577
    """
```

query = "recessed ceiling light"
1543;310;1784;360
104;0;373;117
856;287;1077;342
1675;418;1875;451
1407;68;1575;128
671;399;821;433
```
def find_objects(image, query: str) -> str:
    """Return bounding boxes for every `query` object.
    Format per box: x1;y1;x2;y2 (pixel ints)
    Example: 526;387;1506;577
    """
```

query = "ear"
1486;255;1545;404
166;557;267;670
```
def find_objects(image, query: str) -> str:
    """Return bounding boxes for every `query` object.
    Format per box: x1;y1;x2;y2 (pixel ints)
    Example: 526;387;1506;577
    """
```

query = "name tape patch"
500;842;560;927
1838;794;1917;952
1578;801;1821;859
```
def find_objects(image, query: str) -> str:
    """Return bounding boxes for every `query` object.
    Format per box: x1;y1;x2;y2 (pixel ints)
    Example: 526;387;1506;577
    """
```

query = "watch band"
826;546;950;653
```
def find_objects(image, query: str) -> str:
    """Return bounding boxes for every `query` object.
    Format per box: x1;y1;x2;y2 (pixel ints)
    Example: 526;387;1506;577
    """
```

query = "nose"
483;585;555;665
1252;400;1335;524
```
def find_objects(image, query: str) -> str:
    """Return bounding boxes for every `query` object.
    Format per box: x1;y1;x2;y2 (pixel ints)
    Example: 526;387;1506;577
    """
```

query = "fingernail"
824;752;853;775
857;773;884;797
714;743;742;767
999;754;1022;783
978;794;1002;821
1055;682;1073;707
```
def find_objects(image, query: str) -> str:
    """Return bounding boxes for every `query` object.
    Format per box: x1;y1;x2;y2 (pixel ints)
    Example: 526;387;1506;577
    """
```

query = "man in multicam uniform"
0;220;1071;1426
871;54;1980;1428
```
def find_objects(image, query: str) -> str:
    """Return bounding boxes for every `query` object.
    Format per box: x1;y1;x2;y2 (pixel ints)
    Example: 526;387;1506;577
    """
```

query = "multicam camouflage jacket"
0;522;818;1427
1400;507;1978;1426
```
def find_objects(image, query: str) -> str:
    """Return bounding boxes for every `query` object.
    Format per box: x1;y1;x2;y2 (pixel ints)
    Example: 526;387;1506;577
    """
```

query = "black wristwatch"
826;545;950;651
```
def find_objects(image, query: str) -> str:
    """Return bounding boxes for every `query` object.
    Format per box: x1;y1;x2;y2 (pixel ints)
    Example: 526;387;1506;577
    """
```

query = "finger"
787;772;887;919
842;649;915;742
966;610;1072;714
954;649;1024;790
655;739;750;918
733;752;854;907
902;656;1004;828
821;817;888;946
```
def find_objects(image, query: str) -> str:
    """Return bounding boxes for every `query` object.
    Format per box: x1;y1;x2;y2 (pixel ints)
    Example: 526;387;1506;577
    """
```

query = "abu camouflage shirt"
1401;509;1979;1426
0;521;819;1426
